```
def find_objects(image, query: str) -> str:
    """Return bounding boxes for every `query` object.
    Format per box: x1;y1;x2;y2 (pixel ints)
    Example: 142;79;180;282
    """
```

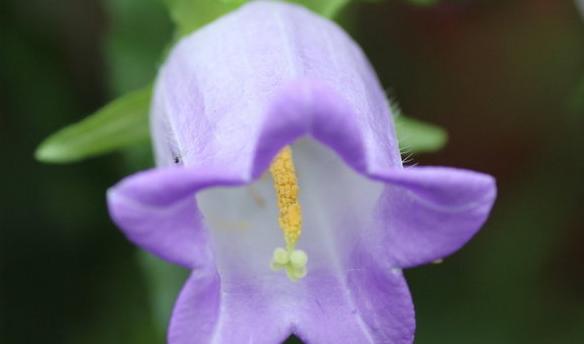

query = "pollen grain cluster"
269;146;308;281
269;146;302;248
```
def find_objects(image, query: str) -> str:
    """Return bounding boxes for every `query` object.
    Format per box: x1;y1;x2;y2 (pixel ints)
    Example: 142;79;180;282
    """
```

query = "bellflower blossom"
107;1;496;343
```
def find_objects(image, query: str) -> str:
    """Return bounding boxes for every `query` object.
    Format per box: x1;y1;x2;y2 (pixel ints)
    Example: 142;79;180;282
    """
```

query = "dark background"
1;0;583;343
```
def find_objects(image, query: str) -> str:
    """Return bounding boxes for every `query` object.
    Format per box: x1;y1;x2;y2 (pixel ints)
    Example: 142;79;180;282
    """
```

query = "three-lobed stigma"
270;247;308;282
269;146;308;281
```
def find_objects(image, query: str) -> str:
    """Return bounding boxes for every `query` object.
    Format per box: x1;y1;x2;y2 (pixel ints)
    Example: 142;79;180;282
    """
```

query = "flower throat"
269;146;308;282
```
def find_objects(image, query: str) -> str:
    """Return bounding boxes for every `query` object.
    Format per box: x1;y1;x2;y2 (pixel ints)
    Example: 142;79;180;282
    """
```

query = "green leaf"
288;0;350;18
164;0;246;37
138;252;189;335
394;115;448;154
164;0;352;38
104;0;173;94
35;86;152;163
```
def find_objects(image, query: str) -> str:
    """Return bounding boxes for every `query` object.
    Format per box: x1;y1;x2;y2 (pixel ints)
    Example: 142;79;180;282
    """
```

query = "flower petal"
371;167;497;268
155;0;402;175
168;253;415;344
167;267;221;343
345;267;415;344
107;167;244;268
296;264;415;344
169;270;293;344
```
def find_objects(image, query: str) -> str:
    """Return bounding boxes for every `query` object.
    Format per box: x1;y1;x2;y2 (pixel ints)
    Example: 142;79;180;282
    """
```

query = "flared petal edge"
370;166;497;269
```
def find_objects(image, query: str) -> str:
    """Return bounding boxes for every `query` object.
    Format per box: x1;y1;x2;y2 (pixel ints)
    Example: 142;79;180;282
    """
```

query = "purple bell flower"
107;1;496;343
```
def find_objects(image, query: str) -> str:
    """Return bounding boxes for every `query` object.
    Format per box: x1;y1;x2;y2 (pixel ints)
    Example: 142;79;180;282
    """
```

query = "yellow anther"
269;146;303;249
269;146;308;281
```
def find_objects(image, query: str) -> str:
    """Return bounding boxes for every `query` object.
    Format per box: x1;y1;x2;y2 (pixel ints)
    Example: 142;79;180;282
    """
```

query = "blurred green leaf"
164;0;352;38
288;0;350;17
139;252;189;335
394;115;448;153
164;0;246;37
35;86;152;163
104;0;173;94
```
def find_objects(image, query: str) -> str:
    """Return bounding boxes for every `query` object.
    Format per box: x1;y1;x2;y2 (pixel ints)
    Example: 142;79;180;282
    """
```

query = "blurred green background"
1;0;583;343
